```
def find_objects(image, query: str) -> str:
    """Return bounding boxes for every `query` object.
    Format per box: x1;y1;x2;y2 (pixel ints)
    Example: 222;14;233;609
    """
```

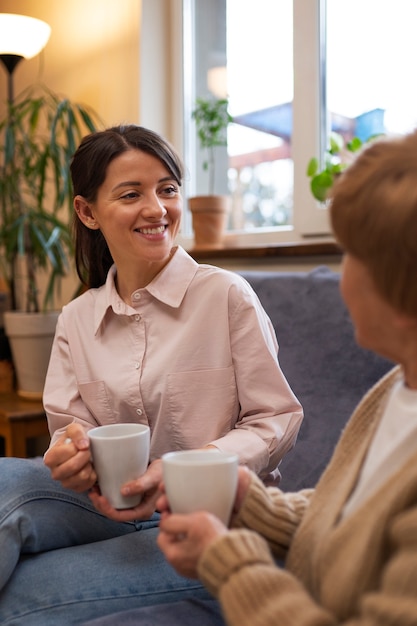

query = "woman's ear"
74;196;100;230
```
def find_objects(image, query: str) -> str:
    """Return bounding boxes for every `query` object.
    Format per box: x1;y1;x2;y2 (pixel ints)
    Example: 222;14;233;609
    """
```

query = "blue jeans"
0;457;210;625
82;598;225;626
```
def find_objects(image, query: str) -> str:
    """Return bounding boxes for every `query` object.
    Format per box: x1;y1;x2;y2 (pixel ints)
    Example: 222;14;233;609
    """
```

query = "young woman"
0;125;302;623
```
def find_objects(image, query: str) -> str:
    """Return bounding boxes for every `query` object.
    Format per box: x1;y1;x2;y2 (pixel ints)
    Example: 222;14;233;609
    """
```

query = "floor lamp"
0;13;51;104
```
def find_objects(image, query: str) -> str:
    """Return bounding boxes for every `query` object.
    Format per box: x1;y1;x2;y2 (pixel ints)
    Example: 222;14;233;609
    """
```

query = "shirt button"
136;408;143;416
135;314;140;321
133;293;141;301
134;362;140;369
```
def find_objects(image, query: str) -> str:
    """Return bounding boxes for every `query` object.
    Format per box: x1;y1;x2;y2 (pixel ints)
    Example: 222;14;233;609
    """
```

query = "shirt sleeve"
208;278;303;482
43;313;98;446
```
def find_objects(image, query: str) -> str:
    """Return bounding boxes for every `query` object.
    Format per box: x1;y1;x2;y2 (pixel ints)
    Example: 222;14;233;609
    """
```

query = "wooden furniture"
0;391;49;457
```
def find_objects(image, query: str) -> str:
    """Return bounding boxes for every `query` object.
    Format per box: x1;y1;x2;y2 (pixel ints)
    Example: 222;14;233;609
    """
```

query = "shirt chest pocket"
78;380;116;424
166;366;238;447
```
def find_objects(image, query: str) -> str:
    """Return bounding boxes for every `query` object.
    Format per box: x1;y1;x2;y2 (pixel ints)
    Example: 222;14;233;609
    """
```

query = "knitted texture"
198;367;417;625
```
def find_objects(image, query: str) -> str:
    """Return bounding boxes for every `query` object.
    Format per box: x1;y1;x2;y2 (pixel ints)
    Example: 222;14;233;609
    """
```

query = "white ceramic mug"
162;450;239;525
88;423;150;509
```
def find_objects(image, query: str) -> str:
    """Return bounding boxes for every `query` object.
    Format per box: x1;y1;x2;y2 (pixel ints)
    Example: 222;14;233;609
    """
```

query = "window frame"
292;0;330;237
141;0;331;247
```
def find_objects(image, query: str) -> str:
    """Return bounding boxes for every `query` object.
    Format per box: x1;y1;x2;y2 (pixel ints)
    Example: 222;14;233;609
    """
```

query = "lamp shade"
0;13;51;59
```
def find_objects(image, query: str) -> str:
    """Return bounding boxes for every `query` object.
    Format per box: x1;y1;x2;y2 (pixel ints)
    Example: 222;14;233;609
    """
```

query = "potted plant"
306;131;386;202
189;96;233;248
0;84;101;397
306;132;364;202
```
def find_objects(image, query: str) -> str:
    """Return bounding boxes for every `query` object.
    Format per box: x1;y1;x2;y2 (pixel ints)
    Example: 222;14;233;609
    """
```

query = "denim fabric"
0;457;137;590
82;598;225;626
0;457;208;625
0;531;210;625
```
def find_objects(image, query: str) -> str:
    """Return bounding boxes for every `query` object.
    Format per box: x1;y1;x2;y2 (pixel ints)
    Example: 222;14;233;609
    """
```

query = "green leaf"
191;96;231;194
310;171;334;202
329;131;344;154
346;136;363;152
306;157;318;177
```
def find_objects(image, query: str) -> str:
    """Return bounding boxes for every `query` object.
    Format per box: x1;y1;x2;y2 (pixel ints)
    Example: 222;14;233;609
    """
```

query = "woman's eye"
121;192;139;200
161;185;177;195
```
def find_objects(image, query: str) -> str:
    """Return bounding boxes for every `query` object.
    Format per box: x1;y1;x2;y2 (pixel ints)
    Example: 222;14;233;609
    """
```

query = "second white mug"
162;449;239;525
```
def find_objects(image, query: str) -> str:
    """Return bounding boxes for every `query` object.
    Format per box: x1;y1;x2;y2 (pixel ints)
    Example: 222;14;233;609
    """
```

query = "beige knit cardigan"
198;367;417;625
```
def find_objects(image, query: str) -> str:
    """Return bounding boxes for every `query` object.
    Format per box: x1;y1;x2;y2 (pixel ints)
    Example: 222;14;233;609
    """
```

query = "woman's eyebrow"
112;176;175;192
112;180;141;192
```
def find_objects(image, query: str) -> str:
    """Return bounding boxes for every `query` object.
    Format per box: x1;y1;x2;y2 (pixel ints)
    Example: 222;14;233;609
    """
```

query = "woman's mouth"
136;225;167;235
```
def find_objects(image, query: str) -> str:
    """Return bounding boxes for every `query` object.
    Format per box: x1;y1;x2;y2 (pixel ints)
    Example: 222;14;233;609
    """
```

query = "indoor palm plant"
189;96;233;248
0;84;101;396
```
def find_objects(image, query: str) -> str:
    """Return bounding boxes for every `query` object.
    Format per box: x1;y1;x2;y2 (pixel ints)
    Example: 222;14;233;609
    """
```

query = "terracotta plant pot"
188;195;230;249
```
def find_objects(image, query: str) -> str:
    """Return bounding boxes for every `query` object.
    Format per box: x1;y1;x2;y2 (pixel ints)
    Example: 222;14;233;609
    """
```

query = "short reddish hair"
330;131;417;317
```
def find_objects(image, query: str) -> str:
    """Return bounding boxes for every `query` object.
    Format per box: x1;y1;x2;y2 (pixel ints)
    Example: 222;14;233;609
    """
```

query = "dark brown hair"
330;130;417;316
70;125;184;288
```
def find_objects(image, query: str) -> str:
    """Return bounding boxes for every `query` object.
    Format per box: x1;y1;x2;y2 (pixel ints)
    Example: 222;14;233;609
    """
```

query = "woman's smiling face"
77;148;182;281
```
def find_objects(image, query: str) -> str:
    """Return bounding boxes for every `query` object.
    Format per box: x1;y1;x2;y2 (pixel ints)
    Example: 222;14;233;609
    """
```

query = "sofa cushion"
240;266;393;491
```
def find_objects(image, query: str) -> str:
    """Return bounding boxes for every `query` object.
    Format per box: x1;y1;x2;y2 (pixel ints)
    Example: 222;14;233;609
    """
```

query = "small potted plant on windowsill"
189;96;233;249
306;132;364;202
306;131;385;202
0;84;101;397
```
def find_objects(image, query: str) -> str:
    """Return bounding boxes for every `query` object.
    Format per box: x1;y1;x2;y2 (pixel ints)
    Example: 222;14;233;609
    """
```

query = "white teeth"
138;226;165;235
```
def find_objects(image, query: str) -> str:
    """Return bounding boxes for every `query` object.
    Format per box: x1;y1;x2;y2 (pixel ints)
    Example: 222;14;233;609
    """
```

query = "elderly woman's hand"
157;510;227;578
156;465;253;578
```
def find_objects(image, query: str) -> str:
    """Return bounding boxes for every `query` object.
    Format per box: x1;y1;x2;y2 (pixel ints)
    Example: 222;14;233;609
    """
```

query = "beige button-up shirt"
44;246;302;483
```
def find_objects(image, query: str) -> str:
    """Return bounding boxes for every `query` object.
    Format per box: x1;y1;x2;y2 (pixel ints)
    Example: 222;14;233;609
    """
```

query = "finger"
123;458;163;495
156;532;199;579
159;513;192;536
65;424;90;451
44;440;75;468
88;491;150;522
54;448;93;478
60;459;97;492
48;452;96;494
155;493;170;513
157;530;184;554
233;466;253;513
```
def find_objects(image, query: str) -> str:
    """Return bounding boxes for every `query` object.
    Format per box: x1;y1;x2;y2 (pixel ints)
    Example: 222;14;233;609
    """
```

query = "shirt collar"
93;246;199;334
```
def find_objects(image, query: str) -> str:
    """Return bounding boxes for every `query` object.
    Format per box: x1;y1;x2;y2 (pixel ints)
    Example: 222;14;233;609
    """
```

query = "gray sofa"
0;266;393;625
241;266;393;492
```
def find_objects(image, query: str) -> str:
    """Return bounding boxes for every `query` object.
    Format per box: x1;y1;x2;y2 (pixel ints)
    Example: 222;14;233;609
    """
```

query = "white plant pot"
4;311;59;399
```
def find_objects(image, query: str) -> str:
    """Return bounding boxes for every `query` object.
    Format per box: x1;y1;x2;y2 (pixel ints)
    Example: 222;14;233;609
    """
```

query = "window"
182;0;325;245
327;0;417;139
227;0;293;232
176;0;417;245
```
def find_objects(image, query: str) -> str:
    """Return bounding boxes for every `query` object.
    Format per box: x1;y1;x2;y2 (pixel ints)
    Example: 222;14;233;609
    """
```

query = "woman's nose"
142;194;167;219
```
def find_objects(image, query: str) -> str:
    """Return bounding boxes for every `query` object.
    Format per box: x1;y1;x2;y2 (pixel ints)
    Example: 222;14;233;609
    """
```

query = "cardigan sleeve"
198;529;335;626
231;472;314;557
360;506;417;623
198;476;417;626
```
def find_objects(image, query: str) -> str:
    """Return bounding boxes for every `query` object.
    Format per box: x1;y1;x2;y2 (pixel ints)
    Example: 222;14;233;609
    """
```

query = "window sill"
186;240;342;262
